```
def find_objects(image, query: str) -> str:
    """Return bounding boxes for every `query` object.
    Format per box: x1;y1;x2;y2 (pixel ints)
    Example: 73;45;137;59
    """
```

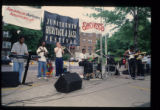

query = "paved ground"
1;63;150;107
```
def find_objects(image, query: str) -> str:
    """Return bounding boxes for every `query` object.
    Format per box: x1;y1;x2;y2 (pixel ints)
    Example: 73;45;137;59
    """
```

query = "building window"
2;41;11;48
88;46;92;54
82;39;86;42
88;33;93;37
1;51;5;57
3;31;9;38
88;40;92;44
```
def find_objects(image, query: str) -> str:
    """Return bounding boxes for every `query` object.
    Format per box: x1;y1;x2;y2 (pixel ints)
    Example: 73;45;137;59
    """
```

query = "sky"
2;6;133;37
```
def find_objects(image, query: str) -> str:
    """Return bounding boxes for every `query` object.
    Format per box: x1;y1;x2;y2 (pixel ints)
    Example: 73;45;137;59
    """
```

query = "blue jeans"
38;61;46;77
13;62;24;82
55;57;63;76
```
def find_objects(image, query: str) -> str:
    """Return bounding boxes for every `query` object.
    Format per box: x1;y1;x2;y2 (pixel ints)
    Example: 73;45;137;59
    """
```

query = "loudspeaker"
54;73;82;93
1;72;20;87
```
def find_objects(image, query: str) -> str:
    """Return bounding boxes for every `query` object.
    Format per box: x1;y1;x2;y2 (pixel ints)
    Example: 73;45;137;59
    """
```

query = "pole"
105;35;107;64
100;7;103;78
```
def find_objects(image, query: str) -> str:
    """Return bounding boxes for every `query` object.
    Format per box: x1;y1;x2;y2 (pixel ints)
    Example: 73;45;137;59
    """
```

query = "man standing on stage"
11;36;28;83
54;42;64;77
37;41;48;79
124;46;136;79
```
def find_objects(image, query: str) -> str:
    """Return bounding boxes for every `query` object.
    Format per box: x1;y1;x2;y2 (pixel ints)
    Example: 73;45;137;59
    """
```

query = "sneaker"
139;76;145;80
132;77;136;80
141;76;145;80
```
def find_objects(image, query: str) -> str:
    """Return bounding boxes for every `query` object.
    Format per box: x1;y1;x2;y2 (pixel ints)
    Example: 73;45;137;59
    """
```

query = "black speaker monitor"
54;73;82;93
1;72;20;87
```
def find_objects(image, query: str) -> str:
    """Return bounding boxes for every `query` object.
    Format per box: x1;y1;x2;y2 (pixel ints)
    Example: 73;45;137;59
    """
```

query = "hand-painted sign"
43;11;79;46
3;6;42;30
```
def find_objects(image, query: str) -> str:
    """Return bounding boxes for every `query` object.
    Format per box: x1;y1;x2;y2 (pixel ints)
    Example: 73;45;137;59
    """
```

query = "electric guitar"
126;52;146;60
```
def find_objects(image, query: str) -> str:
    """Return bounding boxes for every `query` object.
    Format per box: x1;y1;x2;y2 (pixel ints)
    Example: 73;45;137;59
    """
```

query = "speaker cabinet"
54;73;82;93
1;72;20;87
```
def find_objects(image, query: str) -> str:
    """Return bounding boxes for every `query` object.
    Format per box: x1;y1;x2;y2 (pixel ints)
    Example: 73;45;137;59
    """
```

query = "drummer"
79;49;93;80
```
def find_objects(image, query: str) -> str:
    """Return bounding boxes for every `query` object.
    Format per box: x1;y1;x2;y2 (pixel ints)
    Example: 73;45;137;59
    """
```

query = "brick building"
75;32;101;54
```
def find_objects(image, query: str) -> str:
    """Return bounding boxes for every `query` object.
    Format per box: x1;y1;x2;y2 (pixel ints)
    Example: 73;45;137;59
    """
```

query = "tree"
3;24;43;53
90;7;151;44
89;7;151;56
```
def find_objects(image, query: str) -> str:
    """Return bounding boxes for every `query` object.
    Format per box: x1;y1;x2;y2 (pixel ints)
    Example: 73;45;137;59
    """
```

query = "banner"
43;11;79;46
3;6;42;30
79;19;105;34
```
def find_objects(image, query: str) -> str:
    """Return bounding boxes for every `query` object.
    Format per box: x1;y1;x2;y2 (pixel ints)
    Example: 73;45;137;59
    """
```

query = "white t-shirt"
54;47;63;58
37;46;48;62
128;50;135;59
79;53;87;62
142;56;148;63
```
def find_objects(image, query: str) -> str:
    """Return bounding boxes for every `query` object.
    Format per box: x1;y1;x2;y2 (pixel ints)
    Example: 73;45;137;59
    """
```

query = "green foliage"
91;7;151;57
3;23;72;60
46;44;56;60
3;24;43;53
63;53;71;61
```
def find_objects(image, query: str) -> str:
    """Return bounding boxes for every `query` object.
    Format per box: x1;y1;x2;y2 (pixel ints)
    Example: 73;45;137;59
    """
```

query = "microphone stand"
22;52;40;86
22;53;32;86
64;46;74;72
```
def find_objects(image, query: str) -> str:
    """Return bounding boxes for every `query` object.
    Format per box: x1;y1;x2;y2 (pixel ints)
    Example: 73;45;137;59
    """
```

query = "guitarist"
124;46;136;79
37;41;48;79
135;49;145;79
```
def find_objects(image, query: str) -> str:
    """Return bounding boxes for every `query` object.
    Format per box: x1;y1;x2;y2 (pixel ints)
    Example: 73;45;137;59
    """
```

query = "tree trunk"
133;7;138;49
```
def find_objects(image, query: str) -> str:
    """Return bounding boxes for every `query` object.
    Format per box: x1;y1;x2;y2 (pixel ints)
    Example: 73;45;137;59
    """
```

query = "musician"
135;49;145;79
54;42;64;77
37;41;48;79
11;36;28;83
79;49;93;80
124;46;136;79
